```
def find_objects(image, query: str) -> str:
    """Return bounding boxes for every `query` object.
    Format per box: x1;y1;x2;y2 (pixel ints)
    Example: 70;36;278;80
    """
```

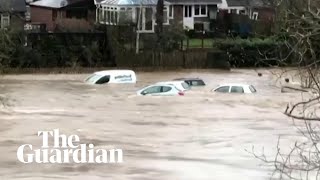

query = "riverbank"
0;67;284;75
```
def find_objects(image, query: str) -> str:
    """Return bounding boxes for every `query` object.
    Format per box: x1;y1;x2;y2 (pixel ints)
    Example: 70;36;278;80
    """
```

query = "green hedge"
212;37;286;67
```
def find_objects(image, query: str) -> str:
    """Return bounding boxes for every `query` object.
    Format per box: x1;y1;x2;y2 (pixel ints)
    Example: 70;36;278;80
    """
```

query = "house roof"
167;0;221;5
0;0;27;12
226;0;247;6
98;0;169;6
227;0;267;7
30;0;86;8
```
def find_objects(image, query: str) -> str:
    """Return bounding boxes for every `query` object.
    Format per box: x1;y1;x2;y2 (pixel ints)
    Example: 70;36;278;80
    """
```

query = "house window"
163;6;169;24
154;6;169;25
230;9;237;14
252;12;259;20
239;10;246;15
1;14;10;29
119;7;133;25
168;5;173;19
52;10;57;21
101;6;119;25
136;7;155;33
194;5;206;16
184;5;192;17
144;7;153;31
99;7;104;22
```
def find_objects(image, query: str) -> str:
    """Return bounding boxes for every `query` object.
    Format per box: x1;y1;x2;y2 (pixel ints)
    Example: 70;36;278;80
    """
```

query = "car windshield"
85;74;104;84
215;86;230;93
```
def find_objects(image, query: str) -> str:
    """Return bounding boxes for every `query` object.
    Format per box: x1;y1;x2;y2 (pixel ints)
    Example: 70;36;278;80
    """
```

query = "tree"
250;0;320;179
155;0;164;50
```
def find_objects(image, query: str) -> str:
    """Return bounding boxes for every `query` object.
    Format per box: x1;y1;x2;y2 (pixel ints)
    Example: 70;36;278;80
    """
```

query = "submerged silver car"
137;84;185;96
212;84;257;94
155;81;191;91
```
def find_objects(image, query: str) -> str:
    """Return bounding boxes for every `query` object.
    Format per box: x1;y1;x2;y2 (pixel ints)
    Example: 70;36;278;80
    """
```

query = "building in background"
29;0;96;32
0;0;27;30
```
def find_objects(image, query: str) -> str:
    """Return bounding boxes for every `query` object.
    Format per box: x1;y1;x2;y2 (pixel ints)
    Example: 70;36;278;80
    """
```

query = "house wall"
31;1;95;32
31;6;54;31
0;12;25;30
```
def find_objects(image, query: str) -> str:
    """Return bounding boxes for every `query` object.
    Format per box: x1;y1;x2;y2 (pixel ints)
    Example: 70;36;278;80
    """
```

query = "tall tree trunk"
156;0;164;50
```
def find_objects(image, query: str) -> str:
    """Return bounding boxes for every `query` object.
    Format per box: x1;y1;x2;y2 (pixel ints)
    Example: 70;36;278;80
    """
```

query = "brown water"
0;69;310;180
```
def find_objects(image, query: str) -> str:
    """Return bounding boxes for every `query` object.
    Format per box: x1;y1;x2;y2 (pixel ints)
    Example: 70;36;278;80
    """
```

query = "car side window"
192;80;205;86
184;80;192;86
95;75;110;84
249;85;256;93
230;86;244;93
215;86;230;93
161;86;172;92
142;86;161;95
182;82;190;89
191;80;198;86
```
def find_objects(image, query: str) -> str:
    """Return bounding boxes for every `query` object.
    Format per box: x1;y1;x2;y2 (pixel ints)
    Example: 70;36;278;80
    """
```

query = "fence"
115;49;230;69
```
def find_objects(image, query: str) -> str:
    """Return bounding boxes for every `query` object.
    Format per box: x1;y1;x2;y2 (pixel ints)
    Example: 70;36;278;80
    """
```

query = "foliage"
0;30;109;69
158;25;187;52
213;37;285;67
213;37;282;49
0;29;25;69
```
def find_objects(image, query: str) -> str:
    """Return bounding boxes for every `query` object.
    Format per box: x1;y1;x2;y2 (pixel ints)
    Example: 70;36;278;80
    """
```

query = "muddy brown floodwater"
0;69;311;180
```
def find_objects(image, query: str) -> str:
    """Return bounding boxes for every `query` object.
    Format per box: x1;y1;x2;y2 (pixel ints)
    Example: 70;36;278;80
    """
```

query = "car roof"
173;78;203;81
156;81;185;85
94;70;135;76
146;83;177;88
217;83;252;87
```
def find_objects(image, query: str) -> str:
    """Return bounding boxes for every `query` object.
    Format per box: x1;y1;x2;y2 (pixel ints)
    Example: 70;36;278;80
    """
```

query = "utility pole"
135;2;143;54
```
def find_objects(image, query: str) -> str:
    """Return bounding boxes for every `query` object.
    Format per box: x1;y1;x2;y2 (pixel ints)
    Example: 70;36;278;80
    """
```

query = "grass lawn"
183;38;214;48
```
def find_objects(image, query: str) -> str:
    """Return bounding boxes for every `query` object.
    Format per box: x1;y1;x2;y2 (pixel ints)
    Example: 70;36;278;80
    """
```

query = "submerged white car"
212;84;257;94
155;81;191;91
85;70;136;84
137;84;184;96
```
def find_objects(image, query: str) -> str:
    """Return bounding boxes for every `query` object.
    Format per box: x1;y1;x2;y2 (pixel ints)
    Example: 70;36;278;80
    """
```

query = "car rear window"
249;85;257;93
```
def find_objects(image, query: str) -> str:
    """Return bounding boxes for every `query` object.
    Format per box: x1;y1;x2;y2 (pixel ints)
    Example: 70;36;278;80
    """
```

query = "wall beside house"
9;13;26;30
253;7;274;22
30;6;54;31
